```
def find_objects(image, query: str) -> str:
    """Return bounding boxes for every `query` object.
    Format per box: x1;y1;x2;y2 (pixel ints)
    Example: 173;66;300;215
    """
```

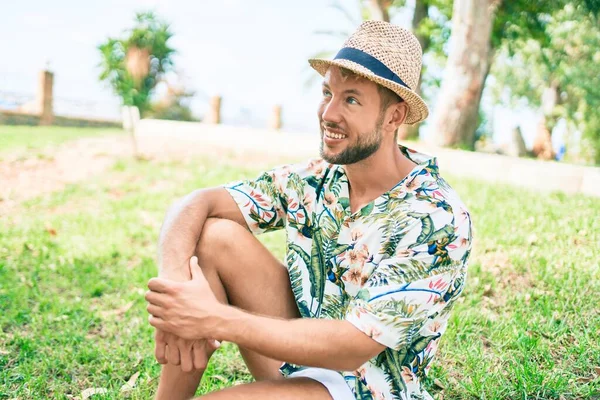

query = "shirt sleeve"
222;166;290;235
344;208;472;350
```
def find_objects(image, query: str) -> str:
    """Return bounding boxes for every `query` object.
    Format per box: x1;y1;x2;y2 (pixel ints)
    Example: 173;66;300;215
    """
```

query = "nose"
320;96;343;125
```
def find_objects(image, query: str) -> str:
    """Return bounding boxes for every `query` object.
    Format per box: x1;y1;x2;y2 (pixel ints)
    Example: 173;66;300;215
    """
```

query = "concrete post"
37;70;54;125
207;96;221;124
269;104;282;131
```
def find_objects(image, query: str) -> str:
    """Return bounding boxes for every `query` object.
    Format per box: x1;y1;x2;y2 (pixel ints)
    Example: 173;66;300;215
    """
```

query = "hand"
154;329;221;372
146;256;224;340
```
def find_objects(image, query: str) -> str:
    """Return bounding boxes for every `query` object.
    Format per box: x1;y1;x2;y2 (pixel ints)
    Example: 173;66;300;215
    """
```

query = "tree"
367;0;392;21
148;78;198;122
491;3;600;163
429;0;499;148
429;0;591;149
98;12;175;116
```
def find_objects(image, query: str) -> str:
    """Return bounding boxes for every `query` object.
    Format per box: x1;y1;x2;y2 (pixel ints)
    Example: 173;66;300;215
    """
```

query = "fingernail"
214;340;221;347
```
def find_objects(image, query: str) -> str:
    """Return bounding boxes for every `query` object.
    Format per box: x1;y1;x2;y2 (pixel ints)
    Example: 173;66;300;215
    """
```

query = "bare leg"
196;377;333;400
155;218;300;400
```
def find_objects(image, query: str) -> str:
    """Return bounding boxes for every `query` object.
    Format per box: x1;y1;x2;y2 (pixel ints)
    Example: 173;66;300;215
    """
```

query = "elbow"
165;189;206;217
174;188;205;208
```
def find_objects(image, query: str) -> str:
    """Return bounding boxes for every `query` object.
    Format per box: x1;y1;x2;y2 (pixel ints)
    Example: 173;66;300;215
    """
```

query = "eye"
322;89;332;98
347;97;359;105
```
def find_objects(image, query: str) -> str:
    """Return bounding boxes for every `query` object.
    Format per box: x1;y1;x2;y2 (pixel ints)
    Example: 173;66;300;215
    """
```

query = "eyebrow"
322;82;363;96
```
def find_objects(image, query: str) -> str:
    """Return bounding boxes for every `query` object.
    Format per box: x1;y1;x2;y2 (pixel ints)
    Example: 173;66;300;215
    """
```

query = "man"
145;20;472;400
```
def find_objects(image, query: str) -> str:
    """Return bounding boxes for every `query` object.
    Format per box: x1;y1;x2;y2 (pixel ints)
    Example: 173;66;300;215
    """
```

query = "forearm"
215;306;379;371
158;189;210;279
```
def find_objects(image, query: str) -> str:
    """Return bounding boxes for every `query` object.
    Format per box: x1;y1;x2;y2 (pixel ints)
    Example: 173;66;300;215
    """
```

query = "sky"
0;0;547;147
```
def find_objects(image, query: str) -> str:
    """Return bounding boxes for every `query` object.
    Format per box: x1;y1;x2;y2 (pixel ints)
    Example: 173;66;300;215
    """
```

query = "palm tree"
98;11;175;116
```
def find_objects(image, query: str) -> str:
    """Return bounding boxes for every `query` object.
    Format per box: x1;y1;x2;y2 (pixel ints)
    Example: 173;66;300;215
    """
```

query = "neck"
344;142;415;211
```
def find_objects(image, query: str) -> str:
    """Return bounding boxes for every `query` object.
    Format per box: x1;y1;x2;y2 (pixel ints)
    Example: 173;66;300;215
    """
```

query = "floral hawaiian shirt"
223;145;473;400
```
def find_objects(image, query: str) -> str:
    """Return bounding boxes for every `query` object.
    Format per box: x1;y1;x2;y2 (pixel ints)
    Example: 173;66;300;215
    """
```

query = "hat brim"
308;58;429;125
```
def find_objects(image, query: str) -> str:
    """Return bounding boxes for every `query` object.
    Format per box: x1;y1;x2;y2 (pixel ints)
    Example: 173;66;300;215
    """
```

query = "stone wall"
0;110;41;126
52;115;121;128
136;119;600;198
0;70;122;129
0;110;121;128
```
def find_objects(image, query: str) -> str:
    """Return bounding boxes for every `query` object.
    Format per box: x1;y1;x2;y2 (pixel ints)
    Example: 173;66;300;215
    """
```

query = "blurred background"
1;1;599;399
1;0;599;163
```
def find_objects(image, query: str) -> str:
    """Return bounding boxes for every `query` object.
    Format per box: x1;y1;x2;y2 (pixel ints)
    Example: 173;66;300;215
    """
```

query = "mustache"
321;121;345;133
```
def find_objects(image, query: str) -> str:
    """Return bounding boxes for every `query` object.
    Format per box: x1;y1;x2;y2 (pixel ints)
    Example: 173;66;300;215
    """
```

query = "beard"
319;113;384;165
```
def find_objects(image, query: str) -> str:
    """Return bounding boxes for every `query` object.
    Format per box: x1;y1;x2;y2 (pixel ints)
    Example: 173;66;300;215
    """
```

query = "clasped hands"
145;256;223;372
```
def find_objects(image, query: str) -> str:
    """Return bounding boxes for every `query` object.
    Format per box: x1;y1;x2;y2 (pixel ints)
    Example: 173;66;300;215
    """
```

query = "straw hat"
309;20;429;125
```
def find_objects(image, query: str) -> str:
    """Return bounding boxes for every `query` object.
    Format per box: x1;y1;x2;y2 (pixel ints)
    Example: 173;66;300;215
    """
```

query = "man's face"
318;66;385;165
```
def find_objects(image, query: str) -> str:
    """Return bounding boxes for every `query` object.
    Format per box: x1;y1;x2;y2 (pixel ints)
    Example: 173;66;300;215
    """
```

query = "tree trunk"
430;0;499;148
368;0;391;22
398;0;429;141
532;82;559;160
126;47;150;88
532;120;555;160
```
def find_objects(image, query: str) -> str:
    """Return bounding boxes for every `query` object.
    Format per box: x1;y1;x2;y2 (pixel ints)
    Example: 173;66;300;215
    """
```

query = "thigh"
195;377;333;400
197;218;301;379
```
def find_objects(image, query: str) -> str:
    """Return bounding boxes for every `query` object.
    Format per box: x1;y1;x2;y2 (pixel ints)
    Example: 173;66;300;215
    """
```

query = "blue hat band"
333;47;410;90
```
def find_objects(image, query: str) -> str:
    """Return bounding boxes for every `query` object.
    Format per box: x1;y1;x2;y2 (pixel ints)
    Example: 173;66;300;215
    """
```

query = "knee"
196;218;243;263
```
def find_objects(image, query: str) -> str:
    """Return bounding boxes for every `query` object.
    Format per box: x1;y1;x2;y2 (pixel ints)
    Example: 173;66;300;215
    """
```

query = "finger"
168;340;181;366
146;304;165;318
149;314;166;331
179;342;194;373
154;330;167;364
209;339;222;351
192;342;208;370
145;291;169;307
148;277;173;293
189;256;204;281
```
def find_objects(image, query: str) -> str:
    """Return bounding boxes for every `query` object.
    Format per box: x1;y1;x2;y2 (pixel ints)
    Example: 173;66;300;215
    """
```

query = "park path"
3;118;598;216
0;135;134;213
0;123;316;214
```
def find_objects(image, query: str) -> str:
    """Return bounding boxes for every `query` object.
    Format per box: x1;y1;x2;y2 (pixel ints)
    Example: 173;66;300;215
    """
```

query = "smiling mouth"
324;129;347;140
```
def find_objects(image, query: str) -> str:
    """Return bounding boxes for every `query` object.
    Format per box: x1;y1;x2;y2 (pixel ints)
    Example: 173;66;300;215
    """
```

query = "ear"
388;102;409;131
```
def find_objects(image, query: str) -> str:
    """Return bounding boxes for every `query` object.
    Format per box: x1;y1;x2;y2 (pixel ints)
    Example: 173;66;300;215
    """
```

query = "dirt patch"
0;136;134;214
0;132;304;216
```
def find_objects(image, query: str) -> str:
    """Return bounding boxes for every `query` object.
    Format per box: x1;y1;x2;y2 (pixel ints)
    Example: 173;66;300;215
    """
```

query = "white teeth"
325;130;346;140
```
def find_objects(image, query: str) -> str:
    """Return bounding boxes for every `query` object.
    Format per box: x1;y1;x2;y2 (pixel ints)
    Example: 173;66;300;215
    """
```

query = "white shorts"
287;367;354;400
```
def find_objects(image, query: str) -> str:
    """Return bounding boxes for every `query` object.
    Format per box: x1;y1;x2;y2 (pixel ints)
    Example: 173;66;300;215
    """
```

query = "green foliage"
492;0;560;50
98;12;175;116
147;88;198;122
492;3;600;163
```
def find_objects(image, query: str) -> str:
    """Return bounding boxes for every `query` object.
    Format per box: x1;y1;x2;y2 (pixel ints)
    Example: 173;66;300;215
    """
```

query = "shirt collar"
332;145;438;184
323;145;438;215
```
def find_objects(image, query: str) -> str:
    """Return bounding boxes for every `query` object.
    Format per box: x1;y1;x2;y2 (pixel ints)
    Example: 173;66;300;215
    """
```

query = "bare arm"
147;263;386;371
217;307;386;371
157;187;246;280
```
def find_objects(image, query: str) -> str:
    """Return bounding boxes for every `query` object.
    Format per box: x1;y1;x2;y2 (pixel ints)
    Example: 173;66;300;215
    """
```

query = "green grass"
0;125;124;154
0;154;598;399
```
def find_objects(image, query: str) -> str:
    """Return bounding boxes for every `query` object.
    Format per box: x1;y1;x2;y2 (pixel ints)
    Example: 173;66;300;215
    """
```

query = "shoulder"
403;167;470;222
387;169;472;249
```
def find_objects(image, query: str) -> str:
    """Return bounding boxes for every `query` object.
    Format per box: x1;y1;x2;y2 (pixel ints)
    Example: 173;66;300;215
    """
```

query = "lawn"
0;126;124;155
0;144;598;399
